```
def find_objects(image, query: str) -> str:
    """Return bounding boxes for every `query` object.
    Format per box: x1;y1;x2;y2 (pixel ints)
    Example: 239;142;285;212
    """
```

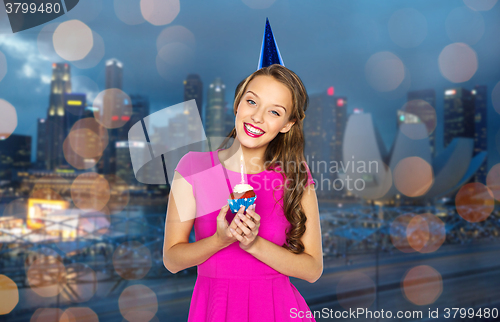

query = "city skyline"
0;1;499;169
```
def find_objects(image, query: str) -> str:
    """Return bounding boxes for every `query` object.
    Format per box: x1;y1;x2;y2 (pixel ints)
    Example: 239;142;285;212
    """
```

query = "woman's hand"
229;204;261;252
214;204;241;247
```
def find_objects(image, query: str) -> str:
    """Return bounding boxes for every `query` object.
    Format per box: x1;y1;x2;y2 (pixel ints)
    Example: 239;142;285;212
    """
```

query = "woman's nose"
251;107;264;123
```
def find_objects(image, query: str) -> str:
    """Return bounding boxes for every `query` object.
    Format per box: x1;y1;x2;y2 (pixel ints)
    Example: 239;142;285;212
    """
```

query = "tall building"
407;89;437;158
444;88;474;148
36;118;47;169
45;63;72;170
303;89;347;197
63;93;89;133
105;58;123;90
114;95;150;181
0;134;31;181
472;85;488;183
334;97;347;170
184;74;203;125
205;78;226;141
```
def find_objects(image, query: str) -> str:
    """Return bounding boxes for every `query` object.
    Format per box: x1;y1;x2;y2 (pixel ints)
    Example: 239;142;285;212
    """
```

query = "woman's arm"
243;184;323;283
163;171;230;274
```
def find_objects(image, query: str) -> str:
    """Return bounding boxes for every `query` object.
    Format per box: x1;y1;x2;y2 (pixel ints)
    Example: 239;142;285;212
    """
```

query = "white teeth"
245;124;264;135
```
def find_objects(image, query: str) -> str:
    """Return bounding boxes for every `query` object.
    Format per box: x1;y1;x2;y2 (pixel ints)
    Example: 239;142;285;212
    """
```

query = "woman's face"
235;75;295;149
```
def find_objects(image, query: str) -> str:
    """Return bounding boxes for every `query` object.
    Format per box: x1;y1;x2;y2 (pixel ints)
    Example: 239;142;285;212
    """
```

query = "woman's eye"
247;99;256;105
271;110;280;116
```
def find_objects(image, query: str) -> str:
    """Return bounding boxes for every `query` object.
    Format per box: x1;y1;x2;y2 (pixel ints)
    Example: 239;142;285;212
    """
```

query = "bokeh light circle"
241;0;277;9
71;30;105;70
113;241;152;280
105;174;131;214
445;6;485;45
156;25;196;53
388;8;427;48
27;255;66;297
463;0;498;11
0;275;19;314
418;213;446;253
71;172;110;211
0;50;7;82
92;89;133;129
140;0;180;26
406;215;430;252
60;307;99;322
365;52;405;92
53;20;94;61
402;265;443;305
0;99;18;140
63;136;101;170
65;263;97;303
114;0;146;25
486;163;500;201
336;272;376;310
438;43;477;83
455;182;494;222
68;118;109;158
119;284;158;322
492;81;500;115
399;99;437;139
394;157;434;197
390;213;416;253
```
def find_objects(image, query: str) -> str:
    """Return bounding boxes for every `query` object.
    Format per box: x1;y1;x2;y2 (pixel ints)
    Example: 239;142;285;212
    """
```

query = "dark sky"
0;0;499;168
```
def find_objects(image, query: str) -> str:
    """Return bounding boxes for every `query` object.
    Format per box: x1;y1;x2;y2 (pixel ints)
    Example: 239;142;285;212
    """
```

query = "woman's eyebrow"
246;90;287;112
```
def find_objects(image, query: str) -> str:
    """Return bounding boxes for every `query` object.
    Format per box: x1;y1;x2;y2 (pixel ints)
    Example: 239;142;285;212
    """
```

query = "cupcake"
228;183;257;213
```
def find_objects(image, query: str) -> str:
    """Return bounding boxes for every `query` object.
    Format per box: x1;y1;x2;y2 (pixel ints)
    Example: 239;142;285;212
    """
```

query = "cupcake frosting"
233;183;254;193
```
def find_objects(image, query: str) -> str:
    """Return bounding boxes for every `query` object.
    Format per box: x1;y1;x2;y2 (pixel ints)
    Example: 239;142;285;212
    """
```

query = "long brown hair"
218;64;310;254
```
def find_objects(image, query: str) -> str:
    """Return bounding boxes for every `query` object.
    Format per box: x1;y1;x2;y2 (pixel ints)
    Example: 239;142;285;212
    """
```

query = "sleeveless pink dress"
174;148;317;322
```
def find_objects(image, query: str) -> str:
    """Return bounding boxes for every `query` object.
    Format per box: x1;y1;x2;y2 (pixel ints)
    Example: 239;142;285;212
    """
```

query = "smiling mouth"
244;123;265;136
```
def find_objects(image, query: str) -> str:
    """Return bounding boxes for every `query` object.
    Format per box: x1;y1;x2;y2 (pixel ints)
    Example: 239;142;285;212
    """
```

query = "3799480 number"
444;307;498;319
5;2;61;14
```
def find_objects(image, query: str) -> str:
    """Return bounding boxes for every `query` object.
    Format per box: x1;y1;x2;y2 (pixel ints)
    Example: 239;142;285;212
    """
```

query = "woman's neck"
220;138;267;174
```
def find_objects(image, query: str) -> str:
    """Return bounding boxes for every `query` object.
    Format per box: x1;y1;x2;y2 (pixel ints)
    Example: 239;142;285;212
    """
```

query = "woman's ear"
280;119;296;133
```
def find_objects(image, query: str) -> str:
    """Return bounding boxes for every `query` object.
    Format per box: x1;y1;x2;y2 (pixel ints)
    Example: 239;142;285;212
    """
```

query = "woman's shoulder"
176;150;216;173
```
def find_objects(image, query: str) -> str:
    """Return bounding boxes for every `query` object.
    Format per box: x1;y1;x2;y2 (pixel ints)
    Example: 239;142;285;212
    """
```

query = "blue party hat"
257;18;285;70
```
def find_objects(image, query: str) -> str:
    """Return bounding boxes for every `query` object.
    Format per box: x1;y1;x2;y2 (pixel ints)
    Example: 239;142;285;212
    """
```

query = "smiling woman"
163;64;322;322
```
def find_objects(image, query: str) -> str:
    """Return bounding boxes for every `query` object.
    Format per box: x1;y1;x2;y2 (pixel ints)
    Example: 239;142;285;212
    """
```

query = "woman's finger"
246;207;261;223
235;215;252;236
238;213;256;230
229;227;242;241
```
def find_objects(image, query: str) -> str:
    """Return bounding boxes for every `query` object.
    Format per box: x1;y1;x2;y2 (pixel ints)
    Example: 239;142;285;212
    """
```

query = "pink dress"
174;148;317;322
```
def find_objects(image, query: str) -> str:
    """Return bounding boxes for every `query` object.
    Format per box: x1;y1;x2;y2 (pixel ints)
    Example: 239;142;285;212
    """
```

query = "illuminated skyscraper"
63;93;89;133
36;118;47;169
184;74;204;125
105;58;123;90
472;85;488;183
205;78;226;141
407;89;437;158
0;134;31;180
304;89;347;197
46;63;72;170
444;88;474;148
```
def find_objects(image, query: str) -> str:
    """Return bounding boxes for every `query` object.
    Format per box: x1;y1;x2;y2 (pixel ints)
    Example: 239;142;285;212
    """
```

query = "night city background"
0;0;500;321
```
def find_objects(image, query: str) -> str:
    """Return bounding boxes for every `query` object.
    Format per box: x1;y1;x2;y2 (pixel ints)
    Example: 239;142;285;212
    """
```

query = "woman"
163;64;322;321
